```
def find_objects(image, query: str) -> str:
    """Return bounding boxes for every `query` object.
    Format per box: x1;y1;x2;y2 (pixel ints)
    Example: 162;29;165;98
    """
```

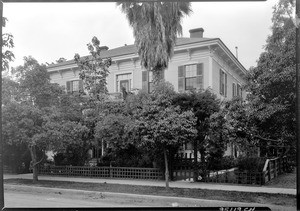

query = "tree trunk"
199;146;206;179
29;145;38;183
163;148;169;189
193;139;198;182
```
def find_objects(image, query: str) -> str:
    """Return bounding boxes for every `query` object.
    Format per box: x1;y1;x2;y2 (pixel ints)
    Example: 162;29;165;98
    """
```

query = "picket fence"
39;166;163;180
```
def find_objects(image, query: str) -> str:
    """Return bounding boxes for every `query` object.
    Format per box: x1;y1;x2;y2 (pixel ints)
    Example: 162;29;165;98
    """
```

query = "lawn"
4;178;296;208
264;168;296;189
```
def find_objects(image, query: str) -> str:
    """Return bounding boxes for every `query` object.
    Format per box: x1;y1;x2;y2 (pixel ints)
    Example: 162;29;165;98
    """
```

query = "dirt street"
3;185;295;210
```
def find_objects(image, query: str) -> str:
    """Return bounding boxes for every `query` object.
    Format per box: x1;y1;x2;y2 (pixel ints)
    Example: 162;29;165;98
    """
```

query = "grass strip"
4;178;296;207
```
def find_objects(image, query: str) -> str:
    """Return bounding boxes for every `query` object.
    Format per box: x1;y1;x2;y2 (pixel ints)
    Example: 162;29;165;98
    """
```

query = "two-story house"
47;27;247;162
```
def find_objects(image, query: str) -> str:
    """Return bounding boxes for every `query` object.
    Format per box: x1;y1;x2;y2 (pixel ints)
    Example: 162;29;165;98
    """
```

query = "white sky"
3;1;277;70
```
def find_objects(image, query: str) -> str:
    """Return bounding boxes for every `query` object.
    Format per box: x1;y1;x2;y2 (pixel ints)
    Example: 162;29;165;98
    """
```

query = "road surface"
3;185;295;210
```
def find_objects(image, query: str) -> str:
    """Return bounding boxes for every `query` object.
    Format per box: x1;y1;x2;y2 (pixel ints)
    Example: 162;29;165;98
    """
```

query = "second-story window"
219;69;227;97
66;80;83;93
178;63;203;92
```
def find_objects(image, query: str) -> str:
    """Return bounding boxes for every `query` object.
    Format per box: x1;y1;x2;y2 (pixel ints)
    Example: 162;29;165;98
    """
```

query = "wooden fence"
262;156;288;184
171;156;289;185
171;153;194;181
38;166;163;180
202;156;289;185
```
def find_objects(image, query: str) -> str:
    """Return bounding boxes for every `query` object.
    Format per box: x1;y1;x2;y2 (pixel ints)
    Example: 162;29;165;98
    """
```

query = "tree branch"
254;135;281;142
33;152;45;167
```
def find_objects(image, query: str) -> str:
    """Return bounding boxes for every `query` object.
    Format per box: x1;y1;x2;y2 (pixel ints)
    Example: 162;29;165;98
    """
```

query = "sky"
3;1;278;70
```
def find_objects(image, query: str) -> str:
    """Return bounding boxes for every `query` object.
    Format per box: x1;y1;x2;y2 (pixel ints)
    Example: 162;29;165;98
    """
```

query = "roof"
47;37;217;68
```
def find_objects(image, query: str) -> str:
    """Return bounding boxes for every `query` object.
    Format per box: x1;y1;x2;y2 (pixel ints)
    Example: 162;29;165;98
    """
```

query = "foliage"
236;156;266;172
102;144;153;168
118;2;191;81
95;113;133;150
128;83;197;187
12;56;64;108
2;17;14;71
172;89;220;168
207;155;237;171
2;76;20;105
74;37;112;100
245;0;296;159
3;57;91;181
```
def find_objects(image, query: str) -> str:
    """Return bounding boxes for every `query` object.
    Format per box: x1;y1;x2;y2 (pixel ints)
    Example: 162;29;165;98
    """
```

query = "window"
66;80;83;93
142;70;164;93
116;73;132;92
219;69;227;97
232;83;236;97
148;71;154;93
237;83;242;97
178;63;203;92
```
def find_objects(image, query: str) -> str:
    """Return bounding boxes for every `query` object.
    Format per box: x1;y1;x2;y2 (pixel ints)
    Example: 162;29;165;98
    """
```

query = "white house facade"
47;28;247;161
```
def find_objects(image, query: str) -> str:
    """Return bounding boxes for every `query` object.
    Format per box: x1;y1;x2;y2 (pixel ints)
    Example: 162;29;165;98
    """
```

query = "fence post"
268;162;271;181
109;165;113;178
274;158;278;178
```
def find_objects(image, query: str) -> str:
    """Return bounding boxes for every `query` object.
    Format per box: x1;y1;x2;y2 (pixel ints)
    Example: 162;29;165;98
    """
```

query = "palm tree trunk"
163;148;169;189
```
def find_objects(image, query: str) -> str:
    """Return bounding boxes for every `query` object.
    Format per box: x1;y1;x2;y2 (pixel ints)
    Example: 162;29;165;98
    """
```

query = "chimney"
100;46;109;51
189;28;204;38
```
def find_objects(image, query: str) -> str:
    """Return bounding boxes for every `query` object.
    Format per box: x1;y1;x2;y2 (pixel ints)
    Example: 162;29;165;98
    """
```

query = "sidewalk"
4;173;296;195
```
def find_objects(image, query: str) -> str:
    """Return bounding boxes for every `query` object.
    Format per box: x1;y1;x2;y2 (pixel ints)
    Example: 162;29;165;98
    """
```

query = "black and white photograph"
1;0;298;210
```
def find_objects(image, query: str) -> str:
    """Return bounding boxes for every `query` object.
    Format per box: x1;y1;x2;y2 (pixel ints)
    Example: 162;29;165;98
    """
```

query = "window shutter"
142;71;148;93
66;81;71;93
237;84;240;96
196;63;203;76
196;63;203;89
178;66;185;92
232;83;236;97
79;80;84;91
224;73;227;97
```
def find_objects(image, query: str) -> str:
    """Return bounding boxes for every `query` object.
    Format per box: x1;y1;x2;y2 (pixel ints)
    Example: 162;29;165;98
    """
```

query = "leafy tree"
118;2;192;82
12;56;64;108
172;89;220;180
2;17;14;71
130;83;197;188
95;113;136;165
2;76;20;105
41;107;90;166
209;98;259;158
3;57;89;182
74;37;112;100
246;0;296;159
3;102;45;182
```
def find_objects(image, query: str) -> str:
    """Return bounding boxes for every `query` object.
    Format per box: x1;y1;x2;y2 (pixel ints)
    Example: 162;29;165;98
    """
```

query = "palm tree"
117;2;192;83
118;2;192;188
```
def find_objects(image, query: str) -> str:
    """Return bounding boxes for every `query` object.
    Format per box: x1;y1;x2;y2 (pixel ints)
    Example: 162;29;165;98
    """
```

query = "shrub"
207;155;237;171
237;156;266;172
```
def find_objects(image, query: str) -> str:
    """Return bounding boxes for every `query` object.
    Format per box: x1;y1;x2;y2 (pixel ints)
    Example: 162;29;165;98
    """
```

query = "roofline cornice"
215;39;248;75
47;38;248;76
